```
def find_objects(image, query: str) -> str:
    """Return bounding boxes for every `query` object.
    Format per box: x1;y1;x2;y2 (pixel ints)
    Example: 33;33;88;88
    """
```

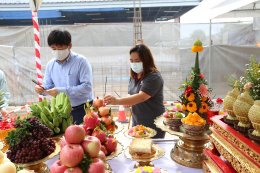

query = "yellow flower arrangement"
179;40;213;123
187;93;195;101
186;101;197;112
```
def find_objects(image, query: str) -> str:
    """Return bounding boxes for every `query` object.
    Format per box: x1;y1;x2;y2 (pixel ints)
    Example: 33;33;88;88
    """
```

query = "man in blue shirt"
35;30;93;124
0;69;10;117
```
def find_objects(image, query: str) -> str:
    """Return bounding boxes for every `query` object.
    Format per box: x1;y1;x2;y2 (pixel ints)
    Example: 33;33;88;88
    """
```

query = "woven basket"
233;90;254;127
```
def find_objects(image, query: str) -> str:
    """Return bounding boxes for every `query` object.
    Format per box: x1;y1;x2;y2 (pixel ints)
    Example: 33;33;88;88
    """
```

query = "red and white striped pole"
30;0;43;101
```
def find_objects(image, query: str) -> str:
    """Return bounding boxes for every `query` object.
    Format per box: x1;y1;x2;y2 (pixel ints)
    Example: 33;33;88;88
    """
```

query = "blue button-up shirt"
0;70;10;109
43;51;93;107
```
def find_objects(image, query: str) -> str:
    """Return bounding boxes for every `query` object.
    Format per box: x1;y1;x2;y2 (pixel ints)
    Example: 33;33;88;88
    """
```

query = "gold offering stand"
124;144;165;168
154;116;210;168
16;142;60;173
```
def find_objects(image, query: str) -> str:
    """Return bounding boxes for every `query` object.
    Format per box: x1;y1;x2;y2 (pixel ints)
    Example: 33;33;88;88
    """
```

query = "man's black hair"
47;30;71;46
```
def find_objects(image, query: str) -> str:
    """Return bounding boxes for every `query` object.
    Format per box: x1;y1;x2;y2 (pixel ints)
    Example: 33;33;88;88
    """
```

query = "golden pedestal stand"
155;116;210;168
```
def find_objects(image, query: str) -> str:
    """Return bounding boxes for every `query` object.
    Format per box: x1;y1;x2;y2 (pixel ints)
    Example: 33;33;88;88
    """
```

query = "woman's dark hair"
47;30;71;46
129;44;158;79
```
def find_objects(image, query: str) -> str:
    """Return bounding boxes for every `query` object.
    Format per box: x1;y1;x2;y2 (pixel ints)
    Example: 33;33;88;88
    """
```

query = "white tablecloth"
46;123;203;173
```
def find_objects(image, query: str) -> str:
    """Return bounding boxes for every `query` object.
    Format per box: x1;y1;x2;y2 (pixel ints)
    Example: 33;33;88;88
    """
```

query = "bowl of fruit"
163;111;185;132
181;112;206;136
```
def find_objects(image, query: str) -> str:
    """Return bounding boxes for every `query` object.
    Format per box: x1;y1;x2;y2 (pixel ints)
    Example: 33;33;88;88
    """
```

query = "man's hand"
45;88;58;97
34;85;45;94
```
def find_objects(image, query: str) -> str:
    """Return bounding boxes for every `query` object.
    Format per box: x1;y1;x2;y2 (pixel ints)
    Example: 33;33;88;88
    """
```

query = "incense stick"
114;91;121;98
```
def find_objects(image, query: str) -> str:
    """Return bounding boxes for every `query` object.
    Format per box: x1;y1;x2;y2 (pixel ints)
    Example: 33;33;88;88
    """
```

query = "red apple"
50;160;67;173
65;125;86;144
98;151;106;161
81;136;101;158
93;97;104;108
64;167;82;173
88;158;105;173
60;136;68;149
60;144;84;167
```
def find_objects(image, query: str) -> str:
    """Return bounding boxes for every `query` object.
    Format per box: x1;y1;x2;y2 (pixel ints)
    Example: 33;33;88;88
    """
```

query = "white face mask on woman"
130;62;143;74
52;49;70;61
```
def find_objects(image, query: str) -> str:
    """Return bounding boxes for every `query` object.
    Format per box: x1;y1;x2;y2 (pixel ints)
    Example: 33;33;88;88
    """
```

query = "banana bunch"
30;93;73;135
0;91;5;108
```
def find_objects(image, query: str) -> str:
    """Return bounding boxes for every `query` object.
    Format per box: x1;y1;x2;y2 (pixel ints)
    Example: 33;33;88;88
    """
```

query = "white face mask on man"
52;49;70;61
130;62;143;74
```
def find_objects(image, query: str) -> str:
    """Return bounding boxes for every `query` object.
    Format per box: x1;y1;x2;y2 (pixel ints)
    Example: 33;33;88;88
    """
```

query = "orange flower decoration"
199;102;209;113
192;40;203;52
186;102;197;112
187;93;195;101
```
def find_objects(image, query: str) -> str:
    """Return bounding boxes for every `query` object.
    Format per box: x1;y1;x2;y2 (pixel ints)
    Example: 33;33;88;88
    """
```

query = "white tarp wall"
0;22;259;105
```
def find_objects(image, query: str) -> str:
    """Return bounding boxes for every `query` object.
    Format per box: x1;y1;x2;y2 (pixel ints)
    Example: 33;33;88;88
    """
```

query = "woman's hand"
104;95;119;105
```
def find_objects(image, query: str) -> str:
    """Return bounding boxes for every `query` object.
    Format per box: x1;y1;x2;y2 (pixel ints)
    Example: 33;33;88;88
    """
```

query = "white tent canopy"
181;0;260;23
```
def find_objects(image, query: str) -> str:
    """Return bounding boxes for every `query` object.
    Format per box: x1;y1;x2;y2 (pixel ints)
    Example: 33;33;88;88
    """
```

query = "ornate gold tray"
124;144;165;162
154;116;183;137
124;127;157;139
106;141;123;160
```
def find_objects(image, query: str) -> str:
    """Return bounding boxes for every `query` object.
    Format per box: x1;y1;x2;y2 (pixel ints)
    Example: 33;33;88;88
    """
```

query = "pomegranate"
64;167;82;173
98;107;110;117
88;158;105;173
65;125;86;144
81;136;101;158
83;111;100;130
105;136;117;154
101;116;113;126
93;97;104;108
50;160;67;173
92;127;107;144
106;124;116;132
60;144;84;167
